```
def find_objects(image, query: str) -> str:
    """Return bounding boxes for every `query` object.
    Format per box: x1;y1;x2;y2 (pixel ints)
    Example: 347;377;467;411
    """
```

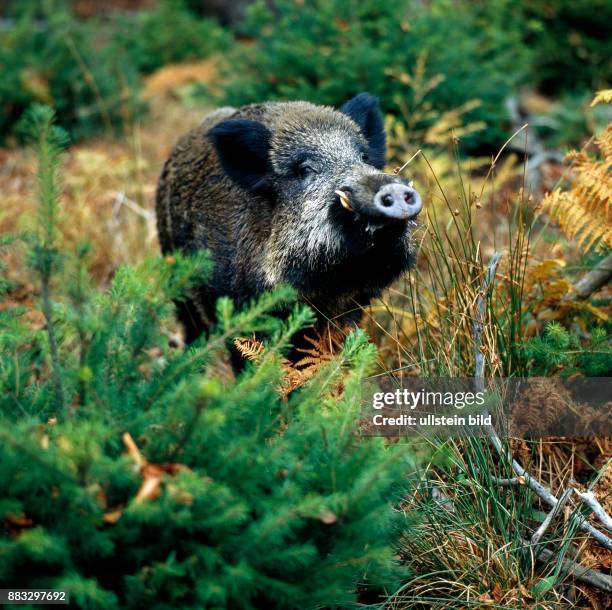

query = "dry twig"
430;480;612;593
534;545;612;593
573;252;612;299
574;490;612;533
491;476;526;487
531;488;572;546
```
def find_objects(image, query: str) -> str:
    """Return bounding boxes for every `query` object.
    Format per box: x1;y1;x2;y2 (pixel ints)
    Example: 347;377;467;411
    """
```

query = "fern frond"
540;119;612;252
596;124;612;161
234;336;265;362
294;355;327;369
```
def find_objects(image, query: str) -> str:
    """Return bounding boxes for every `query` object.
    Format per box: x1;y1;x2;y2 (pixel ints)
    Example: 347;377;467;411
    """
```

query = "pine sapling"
20;105;69;411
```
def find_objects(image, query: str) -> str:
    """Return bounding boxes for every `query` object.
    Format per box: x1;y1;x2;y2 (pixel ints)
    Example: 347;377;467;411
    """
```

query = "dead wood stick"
491;476;525;487
574;489;612;533
573;252;612;299
487;425;612;551
531;488;572;546
473;252;502;380
429;482;612;592
534;545;612;593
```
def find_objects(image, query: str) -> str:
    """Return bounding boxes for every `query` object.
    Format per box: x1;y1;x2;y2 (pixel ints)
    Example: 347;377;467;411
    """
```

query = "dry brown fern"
293;329;343;369
279;327;346;396
234;326;346;397
234;335;301;395
233;336;266;363
540;93;612;253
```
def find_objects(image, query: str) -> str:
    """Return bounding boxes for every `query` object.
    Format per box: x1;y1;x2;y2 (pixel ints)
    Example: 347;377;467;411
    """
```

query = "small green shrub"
110;0;231;75
521;0;612;94
0;106;412;610
520;322;612;376
218;0;530;152
0;1;229;142
0;5;143;142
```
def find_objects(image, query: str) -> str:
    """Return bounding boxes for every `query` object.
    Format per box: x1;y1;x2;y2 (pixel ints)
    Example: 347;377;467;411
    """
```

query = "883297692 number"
1;590;69;605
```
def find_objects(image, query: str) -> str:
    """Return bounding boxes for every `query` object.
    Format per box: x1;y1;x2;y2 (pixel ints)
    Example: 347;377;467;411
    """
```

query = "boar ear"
340;92;386;169
208;119;273;194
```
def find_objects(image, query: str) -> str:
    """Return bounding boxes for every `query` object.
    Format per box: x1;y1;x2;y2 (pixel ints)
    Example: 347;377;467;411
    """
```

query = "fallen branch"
487;427;612;551
573;252;612;299
574;489;612;533
531;488;572;546
534;545;612;593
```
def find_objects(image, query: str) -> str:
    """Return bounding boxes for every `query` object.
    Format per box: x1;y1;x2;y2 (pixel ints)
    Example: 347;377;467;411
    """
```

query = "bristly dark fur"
156;94;419;359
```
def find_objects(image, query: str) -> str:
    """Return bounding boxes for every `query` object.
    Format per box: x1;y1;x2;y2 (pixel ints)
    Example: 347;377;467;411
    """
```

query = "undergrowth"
0;0;226;142
0;106;416;610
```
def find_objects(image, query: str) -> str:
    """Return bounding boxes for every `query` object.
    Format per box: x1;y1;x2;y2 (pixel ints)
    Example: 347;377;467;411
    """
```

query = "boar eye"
297;162;317;179
361;151;369;163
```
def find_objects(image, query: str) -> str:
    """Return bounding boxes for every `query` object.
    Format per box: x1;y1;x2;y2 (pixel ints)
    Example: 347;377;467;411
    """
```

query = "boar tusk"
340;196;353;211
335;190;353;211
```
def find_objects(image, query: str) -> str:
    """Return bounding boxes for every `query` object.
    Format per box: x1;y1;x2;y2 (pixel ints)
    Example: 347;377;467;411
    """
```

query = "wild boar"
156;93;421;362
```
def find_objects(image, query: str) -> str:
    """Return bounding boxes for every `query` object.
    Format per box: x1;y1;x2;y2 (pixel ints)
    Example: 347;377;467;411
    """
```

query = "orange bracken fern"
540;90;612;253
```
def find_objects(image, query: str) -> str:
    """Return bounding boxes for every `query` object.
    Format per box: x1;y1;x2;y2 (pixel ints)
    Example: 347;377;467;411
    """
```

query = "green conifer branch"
20;105;69;412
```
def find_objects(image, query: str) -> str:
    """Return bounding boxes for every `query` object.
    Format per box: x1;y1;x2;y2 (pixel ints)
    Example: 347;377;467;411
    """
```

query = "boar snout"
338;176;422;224
373;182;422;221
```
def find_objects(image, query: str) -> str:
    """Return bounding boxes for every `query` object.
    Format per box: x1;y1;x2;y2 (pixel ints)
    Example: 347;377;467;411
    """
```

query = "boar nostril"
404;191;414;204
381;194;394;207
